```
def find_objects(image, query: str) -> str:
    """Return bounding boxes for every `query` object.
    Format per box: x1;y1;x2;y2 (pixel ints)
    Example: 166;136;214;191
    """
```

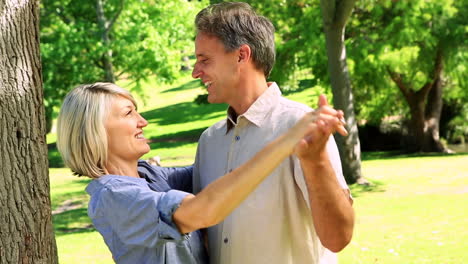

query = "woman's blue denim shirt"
85;161;208;264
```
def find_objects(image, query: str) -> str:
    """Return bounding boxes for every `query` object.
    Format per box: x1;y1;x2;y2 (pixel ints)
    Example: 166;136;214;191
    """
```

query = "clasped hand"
292;95;347;161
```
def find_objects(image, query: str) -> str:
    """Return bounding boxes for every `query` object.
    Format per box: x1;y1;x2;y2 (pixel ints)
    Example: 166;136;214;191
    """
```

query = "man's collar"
226;82;281;133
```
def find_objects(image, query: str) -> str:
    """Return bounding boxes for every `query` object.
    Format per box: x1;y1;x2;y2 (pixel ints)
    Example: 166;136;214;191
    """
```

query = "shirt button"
224;237;229;244
235;136;240;141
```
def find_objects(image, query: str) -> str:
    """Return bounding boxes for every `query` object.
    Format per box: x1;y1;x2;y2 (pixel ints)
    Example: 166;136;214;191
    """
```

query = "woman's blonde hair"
56;82;137;178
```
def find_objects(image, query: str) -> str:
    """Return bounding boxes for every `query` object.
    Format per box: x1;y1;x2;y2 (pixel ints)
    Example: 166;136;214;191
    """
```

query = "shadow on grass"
161;79;202;94
53;208;95;236
362;150;468;161
349;179;386;198
282;78;317;96
149;127;207;144
141;101;227;126
48;143;64;168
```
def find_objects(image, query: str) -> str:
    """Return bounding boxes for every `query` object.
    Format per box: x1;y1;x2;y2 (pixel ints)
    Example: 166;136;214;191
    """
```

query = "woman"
56;82;346;264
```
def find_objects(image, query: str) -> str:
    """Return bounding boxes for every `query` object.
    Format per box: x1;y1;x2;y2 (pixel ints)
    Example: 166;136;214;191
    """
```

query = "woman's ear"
238;44;252;63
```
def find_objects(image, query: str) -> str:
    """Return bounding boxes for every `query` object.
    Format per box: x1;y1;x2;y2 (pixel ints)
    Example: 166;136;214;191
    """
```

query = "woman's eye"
126;110;132;116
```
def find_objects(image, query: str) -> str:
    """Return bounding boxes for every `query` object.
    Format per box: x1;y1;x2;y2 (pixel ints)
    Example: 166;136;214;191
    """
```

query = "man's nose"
192;63;201;79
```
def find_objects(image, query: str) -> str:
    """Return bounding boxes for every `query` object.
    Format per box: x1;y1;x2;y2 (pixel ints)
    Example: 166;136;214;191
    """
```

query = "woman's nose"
138;114;148;127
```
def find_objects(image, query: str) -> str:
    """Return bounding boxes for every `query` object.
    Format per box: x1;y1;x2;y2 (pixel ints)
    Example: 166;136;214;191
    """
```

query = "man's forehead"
195;33;228;55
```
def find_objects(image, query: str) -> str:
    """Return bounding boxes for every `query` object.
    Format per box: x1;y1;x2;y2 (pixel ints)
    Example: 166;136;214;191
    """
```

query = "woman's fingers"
315;113;348;136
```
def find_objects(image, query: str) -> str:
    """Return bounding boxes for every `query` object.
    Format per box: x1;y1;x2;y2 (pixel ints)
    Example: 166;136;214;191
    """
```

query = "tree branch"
320;0;336;28
335;0;357;28
387;67;411;100
416;45;444;98
106;0;125;34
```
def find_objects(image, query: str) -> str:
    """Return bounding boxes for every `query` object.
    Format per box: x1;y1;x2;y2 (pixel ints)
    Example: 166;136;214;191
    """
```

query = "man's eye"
126;110;132;115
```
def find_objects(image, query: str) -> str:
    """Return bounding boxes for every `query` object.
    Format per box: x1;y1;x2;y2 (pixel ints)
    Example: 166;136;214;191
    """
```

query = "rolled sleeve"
157;189;191;237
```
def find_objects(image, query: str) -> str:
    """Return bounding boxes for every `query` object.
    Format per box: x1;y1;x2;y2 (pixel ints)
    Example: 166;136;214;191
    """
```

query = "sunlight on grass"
56;232;113;264
340;155;468;264
50;155;468;263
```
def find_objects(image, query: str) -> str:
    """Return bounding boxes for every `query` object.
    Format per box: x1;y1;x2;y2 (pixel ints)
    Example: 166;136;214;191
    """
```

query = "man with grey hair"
192;2;354;263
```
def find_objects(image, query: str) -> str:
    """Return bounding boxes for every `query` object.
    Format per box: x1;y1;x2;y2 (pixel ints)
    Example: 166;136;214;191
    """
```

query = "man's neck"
229;73;268;115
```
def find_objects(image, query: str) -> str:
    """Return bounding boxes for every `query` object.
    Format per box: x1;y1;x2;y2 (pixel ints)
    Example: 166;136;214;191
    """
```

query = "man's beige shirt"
193;83;348;264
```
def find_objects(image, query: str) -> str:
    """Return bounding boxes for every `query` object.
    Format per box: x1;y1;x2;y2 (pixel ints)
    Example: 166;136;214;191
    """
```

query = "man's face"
192;33;239;104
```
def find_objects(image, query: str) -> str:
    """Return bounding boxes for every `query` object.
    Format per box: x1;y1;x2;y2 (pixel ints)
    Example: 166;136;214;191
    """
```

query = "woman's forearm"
173;129;301;234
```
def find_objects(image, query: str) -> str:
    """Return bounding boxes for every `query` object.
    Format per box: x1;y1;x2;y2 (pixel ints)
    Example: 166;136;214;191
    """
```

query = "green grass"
50;154;468;263
340;155;468;264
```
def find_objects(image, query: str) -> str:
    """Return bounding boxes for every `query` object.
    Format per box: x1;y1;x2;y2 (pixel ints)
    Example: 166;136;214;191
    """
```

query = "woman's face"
105;96;150;163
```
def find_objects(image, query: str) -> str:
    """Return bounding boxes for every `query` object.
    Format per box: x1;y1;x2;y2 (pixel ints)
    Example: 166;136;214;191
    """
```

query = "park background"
1;0;467;263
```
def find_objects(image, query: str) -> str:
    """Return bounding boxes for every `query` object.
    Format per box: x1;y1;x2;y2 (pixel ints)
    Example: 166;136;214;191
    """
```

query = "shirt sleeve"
192;139;203;194
98;180;191;246
164;166;193;193
138;160;193;192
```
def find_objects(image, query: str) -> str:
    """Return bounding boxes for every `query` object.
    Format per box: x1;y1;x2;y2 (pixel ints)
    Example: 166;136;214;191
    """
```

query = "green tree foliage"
348;0;467;121
246;0;466;151
347;0;467;151
40;0;207;132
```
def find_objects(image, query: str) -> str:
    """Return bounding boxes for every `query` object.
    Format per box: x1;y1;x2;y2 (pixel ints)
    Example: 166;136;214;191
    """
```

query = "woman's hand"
292;95;347;161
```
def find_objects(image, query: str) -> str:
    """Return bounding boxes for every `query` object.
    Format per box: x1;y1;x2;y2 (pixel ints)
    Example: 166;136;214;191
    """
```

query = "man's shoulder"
277;96;313;113
200;118;227;138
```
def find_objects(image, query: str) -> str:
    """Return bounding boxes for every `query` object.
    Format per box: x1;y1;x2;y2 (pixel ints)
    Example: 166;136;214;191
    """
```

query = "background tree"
320;0;364;184
40;0;206;132
347;0;467;152
246;0;466;154
0;0;58;262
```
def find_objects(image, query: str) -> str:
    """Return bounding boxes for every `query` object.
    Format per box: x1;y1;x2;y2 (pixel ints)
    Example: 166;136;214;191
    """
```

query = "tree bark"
0;0;58;263
320;0;364;184
423;48;446;152
96;0;117;83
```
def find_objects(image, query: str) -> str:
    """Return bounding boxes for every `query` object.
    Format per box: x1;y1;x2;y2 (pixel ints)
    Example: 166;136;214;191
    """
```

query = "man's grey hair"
195;2;276;77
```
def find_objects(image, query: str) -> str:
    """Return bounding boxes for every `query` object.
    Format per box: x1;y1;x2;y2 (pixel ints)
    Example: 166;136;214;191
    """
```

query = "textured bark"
0;0;58;263
320;0;364;184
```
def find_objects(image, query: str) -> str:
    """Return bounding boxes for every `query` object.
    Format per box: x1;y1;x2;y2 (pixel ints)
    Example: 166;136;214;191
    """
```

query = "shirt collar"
226;82;281;132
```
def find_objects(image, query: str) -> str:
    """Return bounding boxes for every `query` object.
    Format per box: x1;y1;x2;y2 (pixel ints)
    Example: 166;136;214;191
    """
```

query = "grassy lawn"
340;154;468;264
50;154;468;263
48;76;468;263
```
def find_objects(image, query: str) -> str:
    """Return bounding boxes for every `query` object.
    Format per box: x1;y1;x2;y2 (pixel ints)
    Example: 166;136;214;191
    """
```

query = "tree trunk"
0;0;58;263
389;48;448;153
320;0;364;184
423;56;446;152
96;0;116;83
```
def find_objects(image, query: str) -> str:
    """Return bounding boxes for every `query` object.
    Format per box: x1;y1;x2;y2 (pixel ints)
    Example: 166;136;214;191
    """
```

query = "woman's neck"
105;159;140;178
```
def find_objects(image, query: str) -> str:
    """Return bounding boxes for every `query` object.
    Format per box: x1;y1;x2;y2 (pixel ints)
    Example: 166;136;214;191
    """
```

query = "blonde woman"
56;82;347;264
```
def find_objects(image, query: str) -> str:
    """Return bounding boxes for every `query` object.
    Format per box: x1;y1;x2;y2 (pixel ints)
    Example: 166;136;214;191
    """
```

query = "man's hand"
294;94;347;160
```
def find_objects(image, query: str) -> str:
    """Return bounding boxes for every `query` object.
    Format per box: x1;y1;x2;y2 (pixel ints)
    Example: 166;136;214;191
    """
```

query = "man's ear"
238;44;251;63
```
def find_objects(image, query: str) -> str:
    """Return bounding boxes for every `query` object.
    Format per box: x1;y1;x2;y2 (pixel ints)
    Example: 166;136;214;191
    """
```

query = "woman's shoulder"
86;175;148;198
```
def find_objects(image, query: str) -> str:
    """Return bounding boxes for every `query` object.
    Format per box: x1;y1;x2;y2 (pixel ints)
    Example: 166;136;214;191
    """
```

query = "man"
191;2;354;264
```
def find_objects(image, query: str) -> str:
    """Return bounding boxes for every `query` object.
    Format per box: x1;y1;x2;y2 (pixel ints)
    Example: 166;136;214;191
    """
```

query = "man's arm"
295;95;354;252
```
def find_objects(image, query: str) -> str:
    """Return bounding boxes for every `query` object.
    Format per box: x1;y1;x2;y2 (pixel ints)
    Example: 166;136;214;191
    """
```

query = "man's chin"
207;95;217;104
